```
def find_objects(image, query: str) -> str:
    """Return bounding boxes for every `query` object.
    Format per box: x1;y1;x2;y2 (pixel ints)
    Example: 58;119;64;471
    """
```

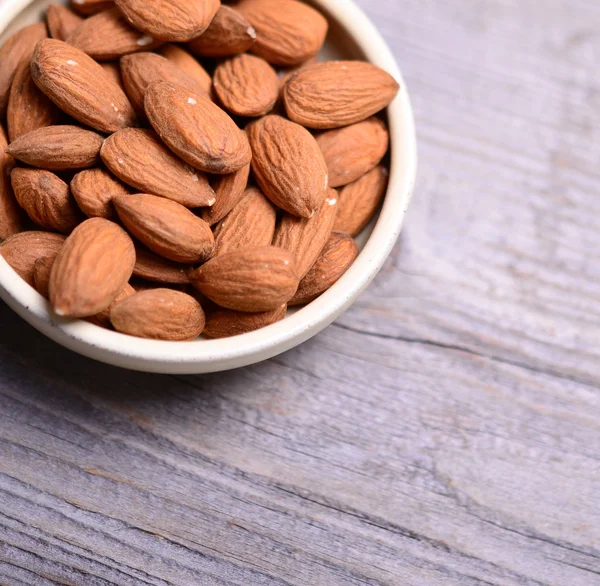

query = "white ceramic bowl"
0;0;417;374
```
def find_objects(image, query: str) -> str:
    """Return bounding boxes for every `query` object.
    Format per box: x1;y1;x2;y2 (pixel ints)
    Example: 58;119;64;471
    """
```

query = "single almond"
201;163;250;226
70;0;114;16
204;304;286;338
11;168;82;234
6;125;103;170
49;218;136;317
120;52;208;117
33;254;55;298
100;62;124;89
187;6;256;58
158;44;212;94
67;7;163;61
290;232;358;306
87;282;136;328
237;0;327;67
284;61;400;129
31;39;136;133
71;167;130;219
0;231;65;286
133;245;191;284
145;81;252;174
0;125;22;241
46;4;84;41
316;118;390;187
101;128;215;208
110;288;205;340
247;115;328;218
115;0;220;43
0;22;47;116
190;246;298;312
213;53;279;117
214;187;276;255
272;190;337;279
335;165;388;236
113;193;215;263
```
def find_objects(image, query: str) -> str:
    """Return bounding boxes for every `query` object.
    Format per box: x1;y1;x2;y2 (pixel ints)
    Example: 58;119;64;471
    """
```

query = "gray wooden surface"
2;0;600;584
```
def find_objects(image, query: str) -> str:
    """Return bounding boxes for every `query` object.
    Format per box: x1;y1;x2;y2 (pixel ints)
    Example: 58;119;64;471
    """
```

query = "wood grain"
1;0;600;584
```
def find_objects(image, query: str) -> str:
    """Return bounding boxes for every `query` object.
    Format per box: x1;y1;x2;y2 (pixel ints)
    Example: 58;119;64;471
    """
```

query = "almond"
113;193;215;263
101;128;215;208
110;288;205;340
70;0;114;16
204;304;286;338
6;60;61;141
158;44;212;94
115;0;220;43
49;218;136;317
284;61;400;129
247;115;328;218
133;246;191;284
237;0;327;67
214;187;276;255
187;5;256;58
145;81;251;174
190;246;298;312
277;56;317;93
290;232;358;306
335;165;388;236
213;54;278;117
31;39;136;133
201;163;250;226
0;231;65;286
71;167;130;219
316;118;389;187
33;254;55;298
272;190;337;279
0;23;47;116
6;125;103;170
67;7;162;61
87;282;136;328
120;52;208;117
100;61;124;89
46;4;83;41
0;125;22;241
11;168;82;234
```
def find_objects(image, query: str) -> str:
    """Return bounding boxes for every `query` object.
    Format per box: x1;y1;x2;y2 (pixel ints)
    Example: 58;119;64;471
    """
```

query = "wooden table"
1;0;599;584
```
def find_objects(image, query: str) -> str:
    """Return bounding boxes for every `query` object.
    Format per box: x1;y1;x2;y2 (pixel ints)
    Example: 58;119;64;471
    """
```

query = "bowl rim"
0;0;417;374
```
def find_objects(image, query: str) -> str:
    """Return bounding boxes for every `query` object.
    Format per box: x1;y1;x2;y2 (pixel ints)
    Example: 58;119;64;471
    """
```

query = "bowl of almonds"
0;0;416;373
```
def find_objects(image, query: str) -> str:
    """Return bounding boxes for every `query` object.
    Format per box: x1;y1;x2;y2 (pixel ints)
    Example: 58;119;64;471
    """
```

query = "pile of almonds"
0;0;399;341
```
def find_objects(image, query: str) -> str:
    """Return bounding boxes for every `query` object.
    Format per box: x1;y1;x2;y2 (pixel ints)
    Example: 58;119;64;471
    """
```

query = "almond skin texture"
100;61;124;89
214;187;276;255
247;115;328;218
7;59;61;141
201;163;250;226
145;81;251;174
133;246;191;284
88;282;135;327
290;232;358;306
6;125;103;170
316;118;390;188
204;304;286;338
213;54;278;117
11;168;81;234
71;167;130;219
101;128;216;208
49;218;136;318
67;7;163;61
31;39;136;133
0;231;65;286
284;62;400;129
0;125;22;241
113;193;215;263
0;22;47;116
70;0;114;16
158;45;212;94
115;0;220;43
120;52;208;117
187;5;256;58
335;165;389;236
237;0;327;67
46;4;84;41
190;246;298;312
110;288;205;340
33;254;55;298
273;190;337;279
